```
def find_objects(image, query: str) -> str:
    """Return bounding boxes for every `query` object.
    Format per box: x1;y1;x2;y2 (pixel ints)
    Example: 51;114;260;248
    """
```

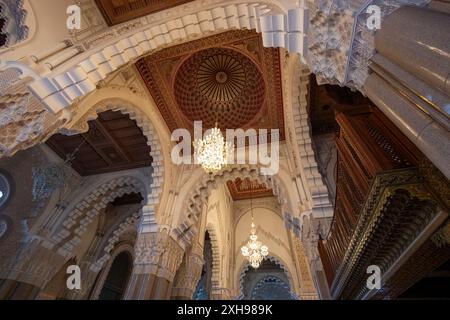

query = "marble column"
124;230;184;300
364;5;450;179
376;6;450;96
171;244;204;300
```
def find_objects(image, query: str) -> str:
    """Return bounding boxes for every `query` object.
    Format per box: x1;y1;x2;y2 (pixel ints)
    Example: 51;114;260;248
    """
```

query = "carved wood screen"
317;106;447;299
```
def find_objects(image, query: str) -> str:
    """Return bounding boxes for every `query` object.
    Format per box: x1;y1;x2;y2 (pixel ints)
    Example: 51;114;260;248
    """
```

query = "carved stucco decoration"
35;175;145;259
171;245;205;297
59;94;165;235
292;236;319;299
0;69;66;158
173;165;289;248
307;0;431;91
0;0;29;48
90;212;140;272
133;229;184;282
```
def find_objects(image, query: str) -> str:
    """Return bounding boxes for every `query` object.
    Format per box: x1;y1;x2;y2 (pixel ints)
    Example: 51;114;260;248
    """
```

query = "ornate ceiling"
227;178;273;201
174;47;266;129
136;30;285;139
95;0;194;26
47;110;152;176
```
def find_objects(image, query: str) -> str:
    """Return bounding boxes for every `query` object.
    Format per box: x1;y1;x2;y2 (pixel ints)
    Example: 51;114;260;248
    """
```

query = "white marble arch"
170;164;300;248
59;86;174;234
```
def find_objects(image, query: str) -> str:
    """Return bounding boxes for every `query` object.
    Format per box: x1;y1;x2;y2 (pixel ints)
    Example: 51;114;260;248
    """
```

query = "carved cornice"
329;168;440;299
431;220;450;248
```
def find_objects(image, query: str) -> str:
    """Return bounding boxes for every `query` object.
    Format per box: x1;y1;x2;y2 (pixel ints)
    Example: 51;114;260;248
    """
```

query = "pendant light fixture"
240;185;269;268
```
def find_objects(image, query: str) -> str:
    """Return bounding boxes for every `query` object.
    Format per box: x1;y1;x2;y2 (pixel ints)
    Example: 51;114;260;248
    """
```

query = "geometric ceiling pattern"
136;30;285;140
227;178;273;201
174;47;266;130
95;0;194;26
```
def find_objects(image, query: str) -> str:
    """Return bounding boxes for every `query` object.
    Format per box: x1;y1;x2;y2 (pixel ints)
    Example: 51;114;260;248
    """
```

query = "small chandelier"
193;124;231;173
241;193;269;269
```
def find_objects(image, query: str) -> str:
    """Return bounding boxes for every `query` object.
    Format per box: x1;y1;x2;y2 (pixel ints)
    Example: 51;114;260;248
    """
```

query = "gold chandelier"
240;192;269;269
194;124;232;173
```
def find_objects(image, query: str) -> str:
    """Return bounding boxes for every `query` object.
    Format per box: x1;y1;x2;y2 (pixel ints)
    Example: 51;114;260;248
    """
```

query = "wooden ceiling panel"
227;178;273;201
95;0;194;26
136;30;285;140
47;110;152;176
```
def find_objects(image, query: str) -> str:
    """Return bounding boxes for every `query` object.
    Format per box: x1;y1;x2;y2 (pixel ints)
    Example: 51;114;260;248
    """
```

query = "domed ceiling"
136;30;285;140
174;47;266;129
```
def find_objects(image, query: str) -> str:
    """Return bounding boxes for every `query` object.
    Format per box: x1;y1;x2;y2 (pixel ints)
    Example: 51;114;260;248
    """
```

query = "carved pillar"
124;230;184;300
171;244;204;300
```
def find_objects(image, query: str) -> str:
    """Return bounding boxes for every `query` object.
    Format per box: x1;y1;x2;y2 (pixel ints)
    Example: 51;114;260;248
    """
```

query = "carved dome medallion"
174;47;266;129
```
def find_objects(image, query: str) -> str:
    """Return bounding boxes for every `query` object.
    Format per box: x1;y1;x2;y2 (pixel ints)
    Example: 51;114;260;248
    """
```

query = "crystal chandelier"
240;192;269;269
193;125;231;173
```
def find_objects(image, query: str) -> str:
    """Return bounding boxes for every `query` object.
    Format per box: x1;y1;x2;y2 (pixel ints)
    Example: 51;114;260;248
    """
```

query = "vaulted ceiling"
47;110;152;176
95;0;194;26
136;30;285;140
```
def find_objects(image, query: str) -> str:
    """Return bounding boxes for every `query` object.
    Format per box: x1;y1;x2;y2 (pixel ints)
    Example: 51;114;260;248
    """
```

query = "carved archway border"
64;96;166;233
237;255;296;300
281;54;333;223
90;243;135;300
205;223;221;291
91;212;140;273
172;165;290;247
44;175;145;256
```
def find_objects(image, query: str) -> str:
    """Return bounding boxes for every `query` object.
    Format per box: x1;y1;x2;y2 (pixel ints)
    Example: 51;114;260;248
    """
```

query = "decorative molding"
172;165;287;248
307;0;431;91
431;220;450;248
330;168;440;299
133;229;184;282
171;244;205;298
90;213;140;273
205;224;222;290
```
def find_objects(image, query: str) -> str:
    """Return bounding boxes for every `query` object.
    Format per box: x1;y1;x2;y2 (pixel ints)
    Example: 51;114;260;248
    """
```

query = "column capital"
133;230;184;282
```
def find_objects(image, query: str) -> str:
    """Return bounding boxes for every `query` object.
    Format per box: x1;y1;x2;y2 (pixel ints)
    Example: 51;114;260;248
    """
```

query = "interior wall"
234;206;299;295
